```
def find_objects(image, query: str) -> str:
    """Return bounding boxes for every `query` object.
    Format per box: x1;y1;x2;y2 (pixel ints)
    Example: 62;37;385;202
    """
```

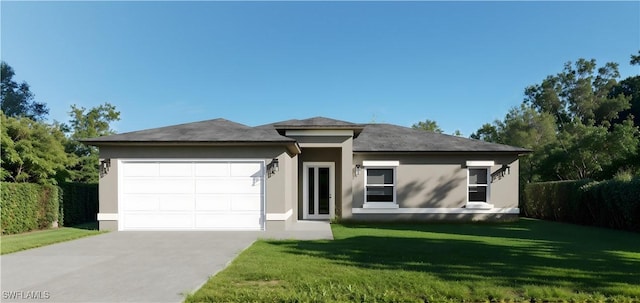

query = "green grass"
0;223;104;255
186;219;640;303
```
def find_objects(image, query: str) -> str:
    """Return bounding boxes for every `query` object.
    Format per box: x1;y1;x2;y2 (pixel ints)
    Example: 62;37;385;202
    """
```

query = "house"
82;117;529;231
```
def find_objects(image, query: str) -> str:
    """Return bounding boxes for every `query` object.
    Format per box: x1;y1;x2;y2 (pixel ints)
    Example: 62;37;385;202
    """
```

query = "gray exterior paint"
351;153;519;209
87;117;528;232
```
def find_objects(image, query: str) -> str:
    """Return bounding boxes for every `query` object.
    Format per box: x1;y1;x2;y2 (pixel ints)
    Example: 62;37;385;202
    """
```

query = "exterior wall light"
355;164;362;177
267;158;279;177
100;159;111;178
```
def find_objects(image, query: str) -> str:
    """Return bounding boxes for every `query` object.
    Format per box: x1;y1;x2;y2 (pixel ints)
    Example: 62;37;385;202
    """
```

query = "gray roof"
83;117;529;153
82;118;295;144
353;123;530;153
271;117;365;129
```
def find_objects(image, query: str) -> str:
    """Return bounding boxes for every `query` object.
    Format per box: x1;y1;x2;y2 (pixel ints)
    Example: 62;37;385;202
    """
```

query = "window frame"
362;161;399;209
466;161;494;209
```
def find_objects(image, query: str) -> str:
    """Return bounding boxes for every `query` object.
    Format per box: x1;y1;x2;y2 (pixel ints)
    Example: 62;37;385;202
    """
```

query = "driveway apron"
1;231;259;303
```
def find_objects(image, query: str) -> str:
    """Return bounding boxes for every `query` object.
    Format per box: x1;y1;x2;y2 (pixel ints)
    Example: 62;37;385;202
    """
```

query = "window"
466;161;494;209
468;168;489;202
366;168;395;202
362;161;399;208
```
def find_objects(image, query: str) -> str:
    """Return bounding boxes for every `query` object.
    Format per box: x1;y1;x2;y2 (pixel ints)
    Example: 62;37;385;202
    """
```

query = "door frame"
302;162;335;220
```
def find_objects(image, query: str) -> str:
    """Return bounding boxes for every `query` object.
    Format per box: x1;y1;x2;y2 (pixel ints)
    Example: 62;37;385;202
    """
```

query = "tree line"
1;61;120;184
415;51;640;183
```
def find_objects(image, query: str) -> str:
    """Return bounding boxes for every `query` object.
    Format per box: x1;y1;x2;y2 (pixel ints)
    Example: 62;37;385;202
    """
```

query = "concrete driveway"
1;232;260;303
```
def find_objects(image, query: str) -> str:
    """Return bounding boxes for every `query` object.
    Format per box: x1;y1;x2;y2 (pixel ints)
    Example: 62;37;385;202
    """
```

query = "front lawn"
0;223;104;255
186;219;640;303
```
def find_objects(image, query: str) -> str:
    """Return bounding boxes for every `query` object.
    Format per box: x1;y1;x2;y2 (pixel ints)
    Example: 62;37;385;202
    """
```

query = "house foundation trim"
352;207;519;214
97;213;118;220
266;209;293;221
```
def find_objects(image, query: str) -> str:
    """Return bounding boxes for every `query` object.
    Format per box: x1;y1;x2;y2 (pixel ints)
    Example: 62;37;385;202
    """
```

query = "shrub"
59;182;98;226
1;182;59;234
522;178;640;232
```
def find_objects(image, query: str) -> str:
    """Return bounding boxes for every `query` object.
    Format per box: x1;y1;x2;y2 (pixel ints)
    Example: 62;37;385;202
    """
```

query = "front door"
303;162;335;219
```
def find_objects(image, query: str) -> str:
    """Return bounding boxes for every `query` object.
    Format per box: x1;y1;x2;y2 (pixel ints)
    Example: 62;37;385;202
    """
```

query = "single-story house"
82;117;529;232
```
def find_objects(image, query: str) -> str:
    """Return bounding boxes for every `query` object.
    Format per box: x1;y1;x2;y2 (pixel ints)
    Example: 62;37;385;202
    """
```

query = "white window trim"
466;163;494;209
363;160;399;167
363;164;398;208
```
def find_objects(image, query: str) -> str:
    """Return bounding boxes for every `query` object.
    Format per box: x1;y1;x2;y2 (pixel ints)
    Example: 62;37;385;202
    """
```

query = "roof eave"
352;149;531;154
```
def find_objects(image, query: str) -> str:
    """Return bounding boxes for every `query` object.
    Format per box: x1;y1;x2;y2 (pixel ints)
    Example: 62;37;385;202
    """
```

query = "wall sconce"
490;164;511;183
267;158;279;177
100;159;111;178
355;164;362;177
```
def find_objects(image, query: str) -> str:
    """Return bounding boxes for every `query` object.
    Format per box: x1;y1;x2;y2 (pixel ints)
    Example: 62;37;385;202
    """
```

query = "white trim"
467;166;491;204
466;202;494;209
302;162;335;220
362;202;400;209
363;166;398;206
352;207;520;214
363;160;400;167
466;160;495;167
97;213;118;221
266;209;293;221
286;129;354;136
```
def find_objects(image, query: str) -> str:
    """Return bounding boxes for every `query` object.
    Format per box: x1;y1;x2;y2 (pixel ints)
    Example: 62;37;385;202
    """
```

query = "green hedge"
522;178;640;232
59;182;98;226
1;182;59;234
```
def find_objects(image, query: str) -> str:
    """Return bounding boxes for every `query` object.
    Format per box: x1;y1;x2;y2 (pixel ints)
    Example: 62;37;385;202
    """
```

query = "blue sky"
2;1;639;136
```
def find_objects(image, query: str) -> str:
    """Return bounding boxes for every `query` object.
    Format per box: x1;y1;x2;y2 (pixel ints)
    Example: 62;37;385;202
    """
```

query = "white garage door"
119;160;264;231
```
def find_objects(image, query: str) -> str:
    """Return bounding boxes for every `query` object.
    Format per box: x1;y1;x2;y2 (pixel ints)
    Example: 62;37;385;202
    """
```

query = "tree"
524;59;630;127
63;103;120;182
477;55;640;182
631;50;640;66
470;123;502;143
411;119;443;133
1;112;68;184
540;119;638;180
610;51;640;128
0;62;48;120
452;130;463;137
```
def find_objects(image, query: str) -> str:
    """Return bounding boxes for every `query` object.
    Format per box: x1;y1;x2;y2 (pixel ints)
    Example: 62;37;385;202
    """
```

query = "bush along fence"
1;182;60;234
522;178;640;232
1;182;98;235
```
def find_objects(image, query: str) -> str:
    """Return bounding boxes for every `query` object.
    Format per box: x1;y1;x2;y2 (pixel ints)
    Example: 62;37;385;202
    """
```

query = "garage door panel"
122;196;159;211
159;195;195;211
123;163;159;177
194;195;232;211
230;163;263;177
123;213;194;229
195;178;262;194
159;163;193;177
231;195;262;211
195;213;262;229
126;179;194;194
195;163;230;177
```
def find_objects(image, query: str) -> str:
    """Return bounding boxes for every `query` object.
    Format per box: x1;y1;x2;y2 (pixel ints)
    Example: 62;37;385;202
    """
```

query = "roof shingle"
82;118;294;143
353;123;529;153
82;117;529;153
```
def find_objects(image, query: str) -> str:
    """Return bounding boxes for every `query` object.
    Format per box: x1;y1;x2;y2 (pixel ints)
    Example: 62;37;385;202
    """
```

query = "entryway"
302;162;335;219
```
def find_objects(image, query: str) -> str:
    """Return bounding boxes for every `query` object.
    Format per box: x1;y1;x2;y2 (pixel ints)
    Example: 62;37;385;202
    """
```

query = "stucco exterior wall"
291;134;353;221
351;153;520;210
